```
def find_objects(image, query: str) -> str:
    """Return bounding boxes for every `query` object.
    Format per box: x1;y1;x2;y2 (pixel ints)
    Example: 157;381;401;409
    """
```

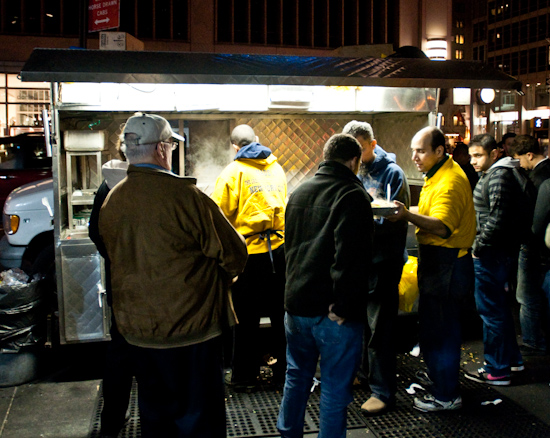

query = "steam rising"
188;139;235;196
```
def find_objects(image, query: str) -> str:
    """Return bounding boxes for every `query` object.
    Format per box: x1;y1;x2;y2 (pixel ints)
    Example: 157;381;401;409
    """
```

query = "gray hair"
342;120;374;142
121;133;157;164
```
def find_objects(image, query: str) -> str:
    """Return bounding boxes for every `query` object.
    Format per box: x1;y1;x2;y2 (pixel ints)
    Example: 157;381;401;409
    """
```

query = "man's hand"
328;304;345;325
387;200;408;222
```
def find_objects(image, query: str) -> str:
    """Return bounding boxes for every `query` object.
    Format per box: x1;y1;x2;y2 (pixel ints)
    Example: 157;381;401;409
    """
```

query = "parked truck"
0;48;521;346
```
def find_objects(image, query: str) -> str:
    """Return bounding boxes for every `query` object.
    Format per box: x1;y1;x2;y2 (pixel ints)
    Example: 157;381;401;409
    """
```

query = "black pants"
358;258;403;403
101;317;134;434
230;244;287;383
132;336;226;438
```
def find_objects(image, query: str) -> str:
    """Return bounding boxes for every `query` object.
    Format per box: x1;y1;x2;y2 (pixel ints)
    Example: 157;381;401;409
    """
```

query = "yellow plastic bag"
398;256;419;313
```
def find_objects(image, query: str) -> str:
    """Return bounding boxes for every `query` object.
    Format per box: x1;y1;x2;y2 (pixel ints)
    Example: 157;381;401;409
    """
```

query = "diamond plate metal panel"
237;117;350;193
60;241;107;342
372;112;429;184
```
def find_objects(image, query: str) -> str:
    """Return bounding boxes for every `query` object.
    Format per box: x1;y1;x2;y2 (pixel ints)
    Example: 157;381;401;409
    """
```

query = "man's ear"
156;142;165;159
490;148;500;161
436;144;445;157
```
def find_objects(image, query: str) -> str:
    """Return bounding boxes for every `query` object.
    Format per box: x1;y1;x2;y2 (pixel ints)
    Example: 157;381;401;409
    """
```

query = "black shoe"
224;370;258;392
464;367;511;386
520;345;547;357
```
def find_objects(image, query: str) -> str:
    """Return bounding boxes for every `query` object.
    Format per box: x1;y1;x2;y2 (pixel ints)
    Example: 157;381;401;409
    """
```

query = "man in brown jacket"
99;113;248;438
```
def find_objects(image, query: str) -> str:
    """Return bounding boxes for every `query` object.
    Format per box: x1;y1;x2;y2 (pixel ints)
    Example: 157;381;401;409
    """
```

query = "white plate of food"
371;200;398;217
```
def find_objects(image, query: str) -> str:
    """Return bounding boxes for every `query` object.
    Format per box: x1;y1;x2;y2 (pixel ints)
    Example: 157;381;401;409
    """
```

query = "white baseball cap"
122;113;185;145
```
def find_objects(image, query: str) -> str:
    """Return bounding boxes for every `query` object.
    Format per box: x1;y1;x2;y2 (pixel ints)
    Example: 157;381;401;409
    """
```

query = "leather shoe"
361;396;387;415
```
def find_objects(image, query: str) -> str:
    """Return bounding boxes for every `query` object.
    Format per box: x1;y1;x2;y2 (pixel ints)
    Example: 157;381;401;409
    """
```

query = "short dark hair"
342;120;374;142
502;132;516;143
323;134;362;163
230;124;255;147
470;134;498;154
507;134;542;156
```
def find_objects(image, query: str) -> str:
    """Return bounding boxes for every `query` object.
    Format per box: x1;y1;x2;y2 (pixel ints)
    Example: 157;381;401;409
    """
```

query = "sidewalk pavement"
1;327;550;437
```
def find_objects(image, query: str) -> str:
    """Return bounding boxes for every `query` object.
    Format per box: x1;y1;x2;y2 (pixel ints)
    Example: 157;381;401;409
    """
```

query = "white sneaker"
413;394;462;412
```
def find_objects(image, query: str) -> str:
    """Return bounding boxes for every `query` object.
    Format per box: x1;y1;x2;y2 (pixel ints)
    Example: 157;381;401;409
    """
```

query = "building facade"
0;0;456;136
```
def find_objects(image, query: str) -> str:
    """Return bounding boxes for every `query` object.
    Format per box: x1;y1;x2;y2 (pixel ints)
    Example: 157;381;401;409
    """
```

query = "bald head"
412;126;445;152
231;125;256;148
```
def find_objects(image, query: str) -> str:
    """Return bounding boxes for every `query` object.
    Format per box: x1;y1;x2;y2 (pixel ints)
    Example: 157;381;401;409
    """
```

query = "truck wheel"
30;244;57;305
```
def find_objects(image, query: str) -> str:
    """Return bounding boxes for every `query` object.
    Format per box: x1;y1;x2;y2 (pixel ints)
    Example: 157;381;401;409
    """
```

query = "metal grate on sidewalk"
90;354;550;438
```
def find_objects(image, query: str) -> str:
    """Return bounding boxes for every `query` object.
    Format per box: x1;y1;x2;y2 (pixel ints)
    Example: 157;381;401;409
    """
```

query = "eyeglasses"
162;141;179;151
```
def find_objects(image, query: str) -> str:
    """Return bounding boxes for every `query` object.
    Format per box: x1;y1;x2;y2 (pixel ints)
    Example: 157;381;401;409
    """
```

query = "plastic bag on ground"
0;269;44;353
398;256;419;313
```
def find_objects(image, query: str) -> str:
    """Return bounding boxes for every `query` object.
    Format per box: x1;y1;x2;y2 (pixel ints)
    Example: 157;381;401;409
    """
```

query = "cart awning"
20;48;522;92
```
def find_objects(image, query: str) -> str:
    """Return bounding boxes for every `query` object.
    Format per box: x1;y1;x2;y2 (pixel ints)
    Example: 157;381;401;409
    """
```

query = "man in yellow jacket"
212;124;287;390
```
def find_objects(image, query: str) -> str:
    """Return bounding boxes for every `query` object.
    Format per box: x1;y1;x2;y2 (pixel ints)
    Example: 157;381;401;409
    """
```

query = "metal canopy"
20;48;522;91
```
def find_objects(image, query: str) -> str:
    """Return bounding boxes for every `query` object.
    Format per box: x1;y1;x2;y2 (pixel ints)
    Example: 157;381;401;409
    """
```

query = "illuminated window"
455;34;464;44
456;50;464;59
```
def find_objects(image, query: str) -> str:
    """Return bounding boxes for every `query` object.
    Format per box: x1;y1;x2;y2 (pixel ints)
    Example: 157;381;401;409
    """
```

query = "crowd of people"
90;112;550;437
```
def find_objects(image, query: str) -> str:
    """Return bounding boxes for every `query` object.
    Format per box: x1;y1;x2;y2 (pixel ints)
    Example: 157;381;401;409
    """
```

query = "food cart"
18;48;521;344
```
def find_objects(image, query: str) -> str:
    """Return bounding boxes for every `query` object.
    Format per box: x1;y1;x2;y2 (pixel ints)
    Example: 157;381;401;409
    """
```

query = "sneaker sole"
413;401;462;412
511;365;525;372
464;373;511;386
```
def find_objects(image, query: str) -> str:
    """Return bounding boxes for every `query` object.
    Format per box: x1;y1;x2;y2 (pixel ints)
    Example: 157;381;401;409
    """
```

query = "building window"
455;34;464;44
455;50;463;59
215;0;397;49
0;74;49;135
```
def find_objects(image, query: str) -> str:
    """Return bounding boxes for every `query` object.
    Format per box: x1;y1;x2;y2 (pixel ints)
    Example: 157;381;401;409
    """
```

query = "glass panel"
0;90;5;103
155;0;171;39
0;105;6;131
7;89;50;103
7;103;48;127
7;74;50;90
0;74;5;87
44;0;61;34
172;0;188;40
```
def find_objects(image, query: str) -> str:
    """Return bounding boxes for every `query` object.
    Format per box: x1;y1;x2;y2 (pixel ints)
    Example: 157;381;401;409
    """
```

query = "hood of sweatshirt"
234;142;272;160
488;156;520;172
363;145;397;176
102;159;129;189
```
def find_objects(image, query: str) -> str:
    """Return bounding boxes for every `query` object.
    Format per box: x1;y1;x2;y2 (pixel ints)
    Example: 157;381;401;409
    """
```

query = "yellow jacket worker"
212;124;288;390
211;142;286;255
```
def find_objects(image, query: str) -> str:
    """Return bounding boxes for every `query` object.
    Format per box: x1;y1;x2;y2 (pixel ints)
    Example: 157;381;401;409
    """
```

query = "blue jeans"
474;250;522;377
277;313;363;438
516;244;547;350
418;246;473;402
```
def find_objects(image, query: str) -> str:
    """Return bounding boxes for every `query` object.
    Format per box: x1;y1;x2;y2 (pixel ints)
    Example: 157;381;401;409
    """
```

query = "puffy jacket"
99;165;248;348
211;142;287;255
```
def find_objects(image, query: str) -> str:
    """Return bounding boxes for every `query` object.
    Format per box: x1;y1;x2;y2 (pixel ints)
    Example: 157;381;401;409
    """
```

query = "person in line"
532;178;550;329
89;154;132;438
464;133;526;386
452;142;479;192
507;135;550;357
277;133;373;437
390;126;476;412
212;124;287;389
98;113;248;437
501;132;517;157
342;120;410;415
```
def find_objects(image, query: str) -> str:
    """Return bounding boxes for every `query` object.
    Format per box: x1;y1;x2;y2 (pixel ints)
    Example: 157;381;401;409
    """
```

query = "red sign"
88;0;120;32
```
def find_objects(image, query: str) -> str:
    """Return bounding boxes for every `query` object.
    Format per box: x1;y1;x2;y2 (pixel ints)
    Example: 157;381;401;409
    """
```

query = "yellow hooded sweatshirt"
211;142;287;255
